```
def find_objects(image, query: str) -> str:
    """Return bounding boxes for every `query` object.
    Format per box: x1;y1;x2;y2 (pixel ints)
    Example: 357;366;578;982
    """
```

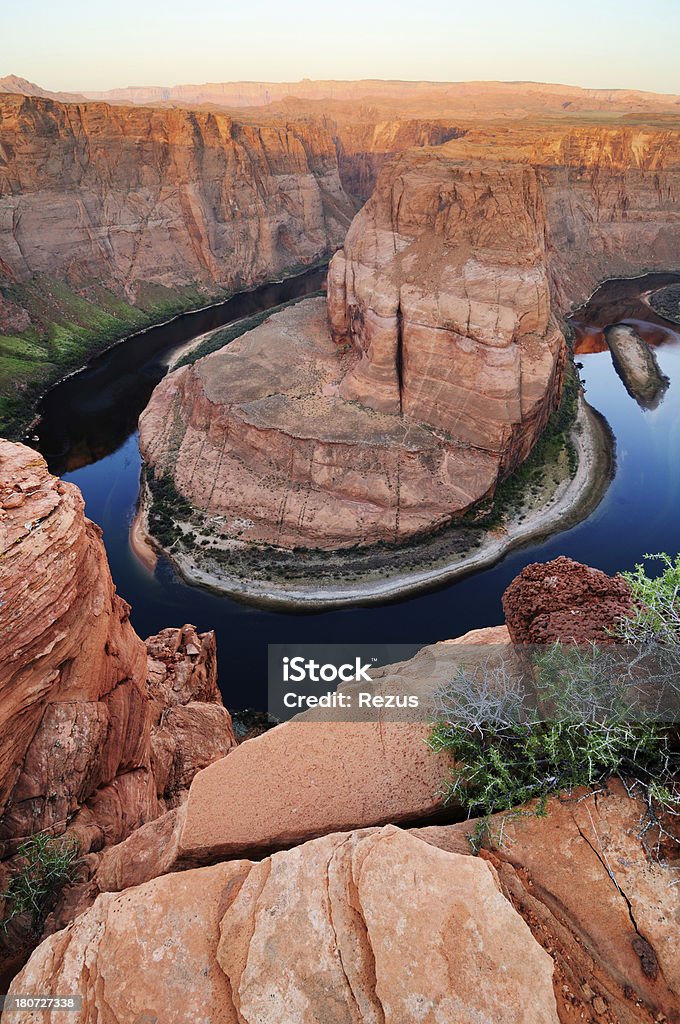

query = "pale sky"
2;0;679;95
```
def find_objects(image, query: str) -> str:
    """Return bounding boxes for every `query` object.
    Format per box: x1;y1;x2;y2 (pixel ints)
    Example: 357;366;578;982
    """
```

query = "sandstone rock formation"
0;442;234;854
0;439;149;856
502;555;634;645
146;625;236;810
139;297;509;549
79;626;511;886
0;94;354;316
0;441;235;973
139;122;680;555
9;786;678;1024
418;781;680;1023
8;826;559;1024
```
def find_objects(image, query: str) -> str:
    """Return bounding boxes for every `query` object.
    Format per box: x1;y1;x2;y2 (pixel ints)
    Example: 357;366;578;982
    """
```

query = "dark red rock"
502;556;634;645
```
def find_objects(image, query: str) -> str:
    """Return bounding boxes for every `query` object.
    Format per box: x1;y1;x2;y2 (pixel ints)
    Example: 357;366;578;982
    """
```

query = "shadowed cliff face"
332;119;466;201
0;95;355;306
138;122;680;552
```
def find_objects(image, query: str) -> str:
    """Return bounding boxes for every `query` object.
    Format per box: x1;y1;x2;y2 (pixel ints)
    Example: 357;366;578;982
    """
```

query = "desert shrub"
146;470;194;548
430;565;680;849
429;650;677;818
618;552;680;645
1;832;80;934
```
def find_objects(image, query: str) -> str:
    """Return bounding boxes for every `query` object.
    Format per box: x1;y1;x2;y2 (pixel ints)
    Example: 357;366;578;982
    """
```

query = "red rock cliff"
0;95;355;306
0;440;235;975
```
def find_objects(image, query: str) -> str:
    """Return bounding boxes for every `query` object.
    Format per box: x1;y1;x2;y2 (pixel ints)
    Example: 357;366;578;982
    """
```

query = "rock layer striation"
0;94;354;308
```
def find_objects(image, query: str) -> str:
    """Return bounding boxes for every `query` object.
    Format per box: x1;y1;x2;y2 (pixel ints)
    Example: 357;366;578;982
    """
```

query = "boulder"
177;627;512;864
502;556;634;645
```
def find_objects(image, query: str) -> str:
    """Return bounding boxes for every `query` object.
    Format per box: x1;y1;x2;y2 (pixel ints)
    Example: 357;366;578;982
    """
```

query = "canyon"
0;87;464;431
0;94;353;306
138;122;680;568
0;74;679;1021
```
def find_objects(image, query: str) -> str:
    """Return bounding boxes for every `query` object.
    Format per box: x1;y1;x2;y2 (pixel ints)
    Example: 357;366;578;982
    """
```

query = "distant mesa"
0;73;85;102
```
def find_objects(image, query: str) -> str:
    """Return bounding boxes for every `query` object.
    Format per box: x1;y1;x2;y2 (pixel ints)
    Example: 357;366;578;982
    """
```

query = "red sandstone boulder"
502;556;634;644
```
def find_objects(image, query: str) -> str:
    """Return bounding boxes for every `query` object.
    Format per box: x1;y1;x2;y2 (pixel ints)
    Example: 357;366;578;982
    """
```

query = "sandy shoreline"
132;394;613;609
129;483;158;572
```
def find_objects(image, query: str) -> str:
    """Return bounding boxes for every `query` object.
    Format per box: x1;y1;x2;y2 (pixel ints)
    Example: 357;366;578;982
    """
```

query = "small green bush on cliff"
1;832;80;935
618;552;680;645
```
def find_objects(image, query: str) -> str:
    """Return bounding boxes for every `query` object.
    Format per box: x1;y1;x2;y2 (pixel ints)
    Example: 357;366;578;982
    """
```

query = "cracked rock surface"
9;785;678;1023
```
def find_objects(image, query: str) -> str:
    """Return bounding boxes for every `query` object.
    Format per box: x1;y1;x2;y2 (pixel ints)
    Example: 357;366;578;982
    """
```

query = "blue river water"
33;272;680;709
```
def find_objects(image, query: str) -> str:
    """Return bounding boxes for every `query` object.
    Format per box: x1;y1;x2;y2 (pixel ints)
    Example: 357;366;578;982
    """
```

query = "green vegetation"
619;552;680;645
0;276;211;437
174;291;323;369
429;559;680;854
430;675;675;817
146;470;194;549
1;832;80;935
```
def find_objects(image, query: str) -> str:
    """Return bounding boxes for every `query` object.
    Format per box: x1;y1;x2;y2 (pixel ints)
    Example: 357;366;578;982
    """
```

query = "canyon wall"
331;118;465;200
327;152;565;473
138;122;680;554
427;124;680;306
0;94;354;311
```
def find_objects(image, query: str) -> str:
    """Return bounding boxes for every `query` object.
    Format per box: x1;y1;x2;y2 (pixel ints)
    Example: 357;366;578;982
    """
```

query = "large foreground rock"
418;781;680;1023
7;826;559;1024
64;627;510;895
8;786;678;1024
0;440;148;853
178;626;511;864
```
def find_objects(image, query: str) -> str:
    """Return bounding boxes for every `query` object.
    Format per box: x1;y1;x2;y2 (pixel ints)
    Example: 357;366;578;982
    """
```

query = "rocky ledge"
9;783;679;1024
1;454;677;1020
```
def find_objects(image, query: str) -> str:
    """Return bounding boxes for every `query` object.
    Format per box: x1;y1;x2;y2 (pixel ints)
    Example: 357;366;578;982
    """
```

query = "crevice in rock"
575;821;662;984
395;301;404;416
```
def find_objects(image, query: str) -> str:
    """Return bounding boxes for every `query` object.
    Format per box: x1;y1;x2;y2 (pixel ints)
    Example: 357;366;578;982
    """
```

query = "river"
30;271;680;710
